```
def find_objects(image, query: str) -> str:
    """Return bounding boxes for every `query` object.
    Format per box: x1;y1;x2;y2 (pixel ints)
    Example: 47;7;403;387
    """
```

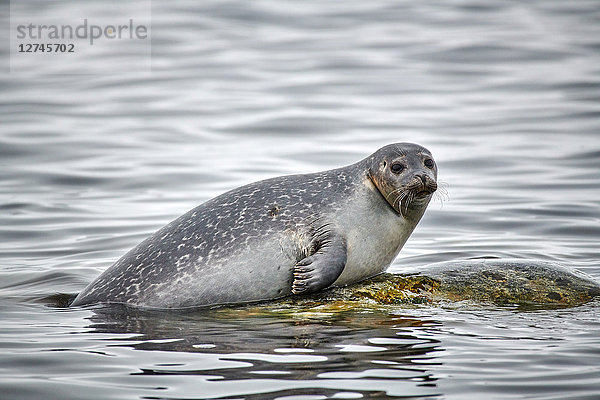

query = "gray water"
1;0;600;399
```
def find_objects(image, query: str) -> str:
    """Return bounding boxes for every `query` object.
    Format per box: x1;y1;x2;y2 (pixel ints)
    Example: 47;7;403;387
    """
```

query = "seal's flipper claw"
292;233;347;295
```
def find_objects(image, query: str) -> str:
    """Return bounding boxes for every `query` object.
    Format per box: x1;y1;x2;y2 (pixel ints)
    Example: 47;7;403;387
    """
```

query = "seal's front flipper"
292;233;347;295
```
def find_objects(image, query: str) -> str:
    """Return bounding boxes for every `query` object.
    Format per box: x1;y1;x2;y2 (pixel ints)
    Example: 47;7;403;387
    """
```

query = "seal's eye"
390;163;405;173
424;159;435;168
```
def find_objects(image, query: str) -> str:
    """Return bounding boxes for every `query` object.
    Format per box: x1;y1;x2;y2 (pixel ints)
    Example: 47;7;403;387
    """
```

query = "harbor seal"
71;143;438;309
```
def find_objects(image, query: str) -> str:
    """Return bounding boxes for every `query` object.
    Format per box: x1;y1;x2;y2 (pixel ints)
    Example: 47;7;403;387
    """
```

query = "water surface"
1;0;600;399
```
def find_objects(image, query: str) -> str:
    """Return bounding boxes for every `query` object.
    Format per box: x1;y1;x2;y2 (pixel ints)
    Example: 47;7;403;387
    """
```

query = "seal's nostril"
418;174;427;184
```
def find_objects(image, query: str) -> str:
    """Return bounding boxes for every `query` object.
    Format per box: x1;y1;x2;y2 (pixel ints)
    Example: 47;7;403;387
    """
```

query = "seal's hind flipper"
292;233;347;295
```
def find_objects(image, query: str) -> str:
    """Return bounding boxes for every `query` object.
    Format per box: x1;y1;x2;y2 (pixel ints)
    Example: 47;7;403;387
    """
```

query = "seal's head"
368;143;438;216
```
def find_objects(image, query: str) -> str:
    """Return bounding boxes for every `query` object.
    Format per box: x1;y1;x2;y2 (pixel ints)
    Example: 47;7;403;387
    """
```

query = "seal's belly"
138;233;296;308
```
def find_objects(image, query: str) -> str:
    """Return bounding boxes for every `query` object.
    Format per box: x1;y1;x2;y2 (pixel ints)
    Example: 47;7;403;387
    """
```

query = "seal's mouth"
412;179;437;198
386;179;437;216
372;172;438;216
415;189;433;198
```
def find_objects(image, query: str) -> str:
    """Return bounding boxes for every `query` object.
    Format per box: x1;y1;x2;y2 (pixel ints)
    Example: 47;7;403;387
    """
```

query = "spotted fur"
72;143;437;309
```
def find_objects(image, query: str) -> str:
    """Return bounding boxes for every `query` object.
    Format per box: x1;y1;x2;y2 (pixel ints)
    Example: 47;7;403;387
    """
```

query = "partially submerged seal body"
72;143;438;309
319;260;600;307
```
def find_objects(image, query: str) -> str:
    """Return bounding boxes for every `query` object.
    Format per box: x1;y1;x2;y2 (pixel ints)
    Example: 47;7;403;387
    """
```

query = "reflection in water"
87;305;443;399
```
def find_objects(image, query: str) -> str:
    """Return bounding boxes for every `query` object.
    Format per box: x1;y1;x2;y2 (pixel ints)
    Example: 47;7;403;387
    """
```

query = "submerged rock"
322;259;600;307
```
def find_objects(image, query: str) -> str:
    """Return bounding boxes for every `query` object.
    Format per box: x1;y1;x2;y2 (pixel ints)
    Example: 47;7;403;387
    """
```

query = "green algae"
213;260;600;317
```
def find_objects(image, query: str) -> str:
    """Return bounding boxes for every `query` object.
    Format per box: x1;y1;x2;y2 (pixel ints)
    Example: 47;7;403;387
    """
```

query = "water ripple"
1;0;600;399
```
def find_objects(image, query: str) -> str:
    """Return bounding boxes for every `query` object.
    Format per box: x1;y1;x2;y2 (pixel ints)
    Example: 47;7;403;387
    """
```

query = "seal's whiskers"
433;181;449;204
404;190;416;215
393;190;409;217
385;187;405;201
